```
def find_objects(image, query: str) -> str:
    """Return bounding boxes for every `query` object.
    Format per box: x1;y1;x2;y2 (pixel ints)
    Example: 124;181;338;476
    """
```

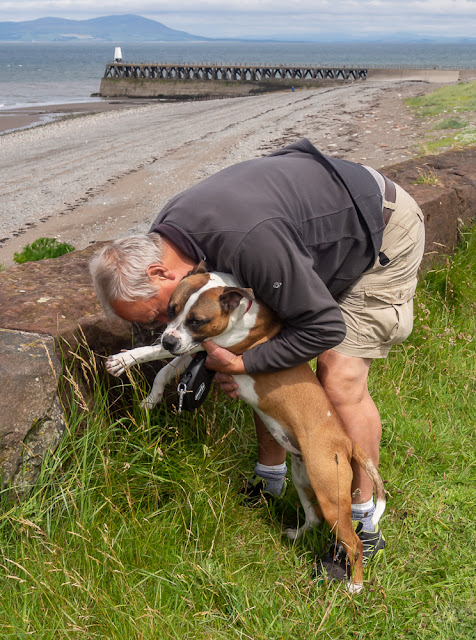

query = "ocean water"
0;41;475;109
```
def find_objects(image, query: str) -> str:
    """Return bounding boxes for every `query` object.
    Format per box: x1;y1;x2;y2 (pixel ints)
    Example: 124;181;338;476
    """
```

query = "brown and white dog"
106;266;386;593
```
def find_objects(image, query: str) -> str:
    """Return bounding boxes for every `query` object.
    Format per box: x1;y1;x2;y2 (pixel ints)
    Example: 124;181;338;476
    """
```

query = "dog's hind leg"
306;456;364;592
286;454;322;541
141;355;193;410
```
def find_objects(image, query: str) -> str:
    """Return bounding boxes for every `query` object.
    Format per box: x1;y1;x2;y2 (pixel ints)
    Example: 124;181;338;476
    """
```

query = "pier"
99;62;475;100
103;62;368;82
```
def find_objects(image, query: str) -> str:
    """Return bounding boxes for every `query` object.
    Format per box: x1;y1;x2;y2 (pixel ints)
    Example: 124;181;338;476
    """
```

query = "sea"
0;41;475;109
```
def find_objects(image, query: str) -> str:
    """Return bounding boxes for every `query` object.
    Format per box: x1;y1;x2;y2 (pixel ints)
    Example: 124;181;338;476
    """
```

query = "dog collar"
244;299;253;314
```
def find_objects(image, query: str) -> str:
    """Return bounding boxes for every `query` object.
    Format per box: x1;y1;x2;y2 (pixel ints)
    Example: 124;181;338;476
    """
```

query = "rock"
0;242;132;357
0;330;63;497
383;147;476;267
0;243;133;497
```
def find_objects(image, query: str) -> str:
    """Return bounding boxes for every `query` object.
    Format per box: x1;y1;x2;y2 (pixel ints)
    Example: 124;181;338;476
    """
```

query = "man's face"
113;278;176;325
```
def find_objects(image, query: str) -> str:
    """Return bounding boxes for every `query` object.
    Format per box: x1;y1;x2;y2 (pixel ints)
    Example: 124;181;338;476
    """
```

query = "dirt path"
0;79;440;267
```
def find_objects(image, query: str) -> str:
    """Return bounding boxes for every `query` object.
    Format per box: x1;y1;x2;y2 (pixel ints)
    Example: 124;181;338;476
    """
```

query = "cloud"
0;0;475;38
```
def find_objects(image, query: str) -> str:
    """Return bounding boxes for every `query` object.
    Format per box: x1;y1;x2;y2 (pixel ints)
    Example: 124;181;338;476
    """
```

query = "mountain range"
0;15;212;42
0;15;475;44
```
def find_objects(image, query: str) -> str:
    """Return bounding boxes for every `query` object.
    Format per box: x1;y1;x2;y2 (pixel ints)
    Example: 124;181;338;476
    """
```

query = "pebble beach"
0;78;457;267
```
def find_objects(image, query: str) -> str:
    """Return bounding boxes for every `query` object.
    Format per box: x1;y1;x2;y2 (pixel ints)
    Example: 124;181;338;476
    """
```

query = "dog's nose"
162;334;180;353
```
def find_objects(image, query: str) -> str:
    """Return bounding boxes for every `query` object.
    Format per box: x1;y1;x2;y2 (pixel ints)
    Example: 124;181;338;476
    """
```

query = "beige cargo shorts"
334;183;425;359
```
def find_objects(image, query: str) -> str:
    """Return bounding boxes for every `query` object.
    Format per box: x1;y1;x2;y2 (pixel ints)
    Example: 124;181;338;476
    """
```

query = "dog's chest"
233;374;301;456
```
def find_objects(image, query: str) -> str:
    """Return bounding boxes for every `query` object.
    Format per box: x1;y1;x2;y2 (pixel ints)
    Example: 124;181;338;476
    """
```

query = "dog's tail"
352;443;386;526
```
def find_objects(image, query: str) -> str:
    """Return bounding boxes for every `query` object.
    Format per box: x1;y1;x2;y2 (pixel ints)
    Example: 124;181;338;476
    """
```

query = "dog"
106;265;386;593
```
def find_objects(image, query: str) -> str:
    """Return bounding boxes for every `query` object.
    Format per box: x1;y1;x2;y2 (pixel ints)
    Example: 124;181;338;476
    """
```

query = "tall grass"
1;228;475;639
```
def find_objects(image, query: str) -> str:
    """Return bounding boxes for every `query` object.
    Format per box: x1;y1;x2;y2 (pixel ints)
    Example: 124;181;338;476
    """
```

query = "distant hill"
0;14;213;42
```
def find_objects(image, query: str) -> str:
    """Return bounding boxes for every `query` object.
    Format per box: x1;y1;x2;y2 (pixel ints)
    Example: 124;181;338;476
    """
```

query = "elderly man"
90;138;425;580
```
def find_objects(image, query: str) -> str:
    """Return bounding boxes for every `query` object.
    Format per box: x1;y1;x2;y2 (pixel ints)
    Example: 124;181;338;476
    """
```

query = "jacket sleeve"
233;219;347;374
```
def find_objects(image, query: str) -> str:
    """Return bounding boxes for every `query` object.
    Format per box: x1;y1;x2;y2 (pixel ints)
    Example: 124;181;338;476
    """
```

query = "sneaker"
238;474;287;506
312;522;386;582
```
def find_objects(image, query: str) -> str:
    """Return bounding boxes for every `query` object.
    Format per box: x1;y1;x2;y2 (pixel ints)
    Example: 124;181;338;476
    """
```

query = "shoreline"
0;98;157;135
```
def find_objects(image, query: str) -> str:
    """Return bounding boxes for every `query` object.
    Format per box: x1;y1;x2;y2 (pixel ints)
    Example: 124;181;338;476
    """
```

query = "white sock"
254;462;287;497
351;498;376;531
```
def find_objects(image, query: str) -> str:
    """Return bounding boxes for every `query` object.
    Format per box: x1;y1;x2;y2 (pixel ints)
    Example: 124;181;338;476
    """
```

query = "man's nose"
162;334;180;353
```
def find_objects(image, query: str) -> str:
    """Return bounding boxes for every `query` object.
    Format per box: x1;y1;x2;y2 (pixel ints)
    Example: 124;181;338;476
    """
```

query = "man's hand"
203;341;245;399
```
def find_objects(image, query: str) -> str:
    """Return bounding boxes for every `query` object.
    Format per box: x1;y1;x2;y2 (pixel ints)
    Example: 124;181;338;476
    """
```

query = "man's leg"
316;349;380;504
312;348;385;581
241;413;287;501
255;412;287;466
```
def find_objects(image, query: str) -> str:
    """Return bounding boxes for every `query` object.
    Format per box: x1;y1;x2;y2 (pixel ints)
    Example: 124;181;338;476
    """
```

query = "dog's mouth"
161;333;201;357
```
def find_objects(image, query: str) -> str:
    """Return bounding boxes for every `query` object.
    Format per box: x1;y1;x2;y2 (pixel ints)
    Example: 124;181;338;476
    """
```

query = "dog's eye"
167;303;177;320
188;317;207;329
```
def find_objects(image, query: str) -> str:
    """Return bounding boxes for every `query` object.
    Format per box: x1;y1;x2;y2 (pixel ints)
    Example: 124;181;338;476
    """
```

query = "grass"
413;166;441;186
406;80;476;154
13;237;75;264
0;228;475;639
433;118;467;131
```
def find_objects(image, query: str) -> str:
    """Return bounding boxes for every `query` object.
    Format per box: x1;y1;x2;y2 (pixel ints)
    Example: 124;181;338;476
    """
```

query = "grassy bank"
1;224;475;638
406;80;476;153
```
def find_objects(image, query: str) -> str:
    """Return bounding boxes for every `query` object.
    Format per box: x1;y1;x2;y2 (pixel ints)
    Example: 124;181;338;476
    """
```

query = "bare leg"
255;411;287;466
317;350;381;504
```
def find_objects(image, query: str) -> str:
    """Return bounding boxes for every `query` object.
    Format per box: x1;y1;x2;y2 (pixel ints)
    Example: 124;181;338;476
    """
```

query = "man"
90;138;425;580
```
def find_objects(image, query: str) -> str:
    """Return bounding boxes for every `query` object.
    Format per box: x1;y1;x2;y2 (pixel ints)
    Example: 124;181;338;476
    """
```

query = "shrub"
13;237;75;264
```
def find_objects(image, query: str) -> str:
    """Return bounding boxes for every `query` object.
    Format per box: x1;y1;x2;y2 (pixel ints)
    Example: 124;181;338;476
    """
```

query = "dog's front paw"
140;392;163;411
285;527;302;541
106;352;136;377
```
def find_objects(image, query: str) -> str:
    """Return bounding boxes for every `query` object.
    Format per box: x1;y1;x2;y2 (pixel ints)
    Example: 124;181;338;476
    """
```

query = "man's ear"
146;263;172;281
219;287;254;314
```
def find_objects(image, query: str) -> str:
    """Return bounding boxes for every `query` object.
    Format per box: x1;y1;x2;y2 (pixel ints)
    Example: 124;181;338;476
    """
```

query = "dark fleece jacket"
150;138;385;373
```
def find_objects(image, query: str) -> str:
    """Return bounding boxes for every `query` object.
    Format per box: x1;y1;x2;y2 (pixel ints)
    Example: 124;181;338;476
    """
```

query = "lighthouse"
114;47;123;62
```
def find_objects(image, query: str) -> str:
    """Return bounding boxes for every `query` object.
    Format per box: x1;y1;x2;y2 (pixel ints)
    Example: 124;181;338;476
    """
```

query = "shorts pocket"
360;279;417;345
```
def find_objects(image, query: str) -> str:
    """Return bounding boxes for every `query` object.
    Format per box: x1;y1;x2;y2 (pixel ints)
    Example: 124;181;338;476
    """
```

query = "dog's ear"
186;261;209;277
219;287;254;314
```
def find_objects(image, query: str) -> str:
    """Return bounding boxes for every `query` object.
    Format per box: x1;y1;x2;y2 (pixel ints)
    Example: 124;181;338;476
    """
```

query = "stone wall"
0;148;474;496
99;77;326;99
366;69;474;82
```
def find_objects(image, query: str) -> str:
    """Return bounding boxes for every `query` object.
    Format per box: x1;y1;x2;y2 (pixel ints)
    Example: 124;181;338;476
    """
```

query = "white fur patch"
233;374;301;455
372;497;386;526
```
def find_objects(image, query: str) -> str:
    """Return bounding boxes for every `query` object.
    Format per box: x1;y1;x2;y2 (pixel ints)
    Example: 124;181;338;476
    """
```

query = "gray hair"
89;232;165;317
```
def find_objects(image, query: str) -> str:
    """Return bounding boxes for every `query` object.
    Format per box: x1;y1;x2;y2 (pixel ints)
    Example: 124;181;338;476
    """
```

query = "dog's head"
161;264;254;355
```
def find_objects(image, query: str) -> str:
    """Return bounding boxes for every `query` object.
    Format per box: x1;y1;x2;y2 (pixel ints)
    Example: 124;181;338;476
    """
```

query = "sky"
1;1;476;40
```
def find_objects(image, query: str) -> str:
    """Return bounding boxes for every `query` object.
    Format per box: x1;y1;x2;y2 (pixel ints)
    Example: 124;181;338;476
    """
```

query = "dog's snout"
162;334;180;353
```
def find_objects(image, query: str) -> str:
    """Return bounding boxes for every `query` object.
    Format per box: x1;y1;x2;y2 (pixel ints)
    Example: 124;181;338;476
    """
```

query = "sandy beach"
0;99;154;136
0;79;455;267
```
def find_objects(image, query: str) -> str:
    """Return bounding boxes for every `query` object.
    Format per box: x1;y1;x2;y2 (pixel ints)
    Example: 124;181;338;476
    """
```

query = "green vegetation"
13;237;75;264
433;117;467;130
406;81;476;154
0;226;475;638
406;81;476;117
413;166;441;186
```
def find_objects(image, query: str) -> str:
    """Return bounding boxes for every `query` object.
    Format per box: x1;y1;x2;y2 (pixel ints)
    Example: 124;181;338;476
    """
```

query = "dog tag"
176;352;216;413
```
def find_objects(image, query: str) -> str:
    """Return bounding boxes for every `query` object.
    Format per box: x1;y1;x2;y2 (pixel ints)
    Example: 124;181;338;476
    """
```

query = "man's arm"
233;219;346;374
